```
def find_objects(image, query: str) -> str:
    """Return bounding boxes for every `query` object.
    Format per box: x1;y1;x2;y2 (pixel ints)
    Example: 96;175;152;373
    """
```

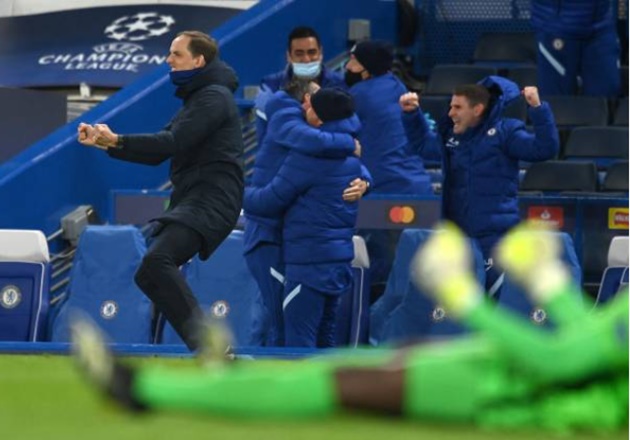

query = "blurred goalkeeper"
71;222;628;433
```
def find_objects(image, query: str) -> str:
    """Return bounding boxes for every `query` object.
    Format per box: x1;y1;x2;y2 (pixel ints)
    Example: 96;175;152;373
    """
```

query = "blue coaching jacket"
244;91;368;254
244;115;363;268
349;72;434;195
531;0;614;38
403;76;559;252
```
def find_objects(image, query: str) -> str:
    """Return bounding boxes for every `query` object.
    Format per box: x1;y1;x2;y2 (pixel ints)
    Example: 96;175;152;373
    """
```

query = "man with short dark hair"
262;26;345;92
400;76;559;294
255;27;346;143
77;30;244;351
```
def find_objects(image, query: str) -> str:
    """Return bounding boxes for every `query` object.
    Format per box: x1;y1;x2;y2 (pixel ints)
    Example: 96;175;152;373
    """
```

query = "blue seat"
496;231;582;325
601;161;629;194
426;65;497;95
544;96;609;128
51;225;152;343
472;32;536;70
520;160;599;193
596;236;629;305
597;267;629;304
0;230;50;341
335;236;371;347
563;127;628;170
160;230;265;347
370;229;485;346
505;66;538;89
613;97;628;126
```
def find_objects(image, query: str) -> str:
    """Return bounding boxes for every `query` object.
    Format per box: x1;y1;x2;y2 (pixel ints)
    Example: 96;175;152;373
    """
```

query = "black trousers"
134;222;206;351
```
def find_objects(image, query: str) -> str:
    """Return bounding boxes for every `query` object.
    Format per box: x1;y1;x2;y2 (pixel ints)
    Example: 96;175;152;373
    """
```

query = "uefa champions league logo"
105;12;175;42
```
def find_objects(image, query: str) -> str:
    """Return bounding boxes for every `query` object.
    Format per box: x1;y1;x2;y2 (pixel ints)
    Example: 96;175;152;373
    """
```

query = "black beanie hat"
351;40;393;76
310;88;355;122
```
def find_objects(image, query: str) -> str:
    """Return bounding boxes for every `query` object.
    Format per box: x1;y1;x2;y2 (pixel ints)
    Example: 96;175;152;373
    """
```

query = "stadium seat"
425;65;497;95
370;229;485;346
503;98;527;122
369;229;430;344
596;236;629;305
335;236;371;347
496;231;582;325
0;230;50;341
520;160;598;193
505;66;538;89
159;230;265;347
601;161;629;193
544;96;609;127
613;97;628;126
472;32;536;69
563;127;629;169
50;225;153;343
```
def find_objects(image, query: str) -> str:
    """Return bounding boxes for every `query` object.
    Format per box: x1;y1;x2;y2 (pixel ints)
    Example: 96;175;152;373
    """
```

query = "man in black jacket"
78;31;244;351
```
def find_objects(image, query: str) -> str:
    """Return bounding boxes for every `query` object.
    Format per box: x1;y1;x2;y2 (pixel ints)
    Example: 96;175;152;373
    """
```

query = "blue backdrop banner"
0;5;241;87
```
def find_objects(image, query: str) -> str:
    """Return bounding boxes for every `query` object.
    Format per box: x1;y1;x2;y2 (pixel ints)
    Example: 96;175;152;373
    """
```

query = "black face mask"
344;70;365;87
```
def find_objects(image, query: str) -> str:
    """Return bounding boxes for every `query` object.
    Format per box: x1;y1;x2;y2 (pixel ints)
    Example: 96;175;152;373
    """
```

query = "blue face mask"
291;61;322;79
169;67;203;86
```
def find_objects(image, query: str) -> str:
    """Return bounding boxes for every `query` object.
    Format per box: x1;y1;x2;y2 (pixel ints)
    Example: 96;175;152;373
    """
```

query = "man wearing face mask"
263;26;345;94
344;40;437;288
76;31;244;352
255;27;346;144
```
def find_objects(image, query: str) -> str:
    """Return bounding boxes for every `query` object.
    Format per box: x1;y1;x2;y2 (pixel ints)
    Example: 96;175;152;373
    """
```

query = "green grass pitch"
0;354;626;440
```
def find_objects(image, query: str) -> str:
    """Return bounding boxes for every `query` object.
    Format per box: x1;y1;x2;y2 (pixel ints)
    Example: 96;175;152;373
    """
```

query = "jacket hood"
478;75;521;123
264;90;303;121
176;58;239;99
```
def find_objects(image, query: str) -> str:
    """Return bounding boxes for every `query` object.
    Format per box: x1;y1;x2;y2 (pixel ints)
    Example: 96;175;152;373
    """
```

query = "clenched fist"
522;86;541;108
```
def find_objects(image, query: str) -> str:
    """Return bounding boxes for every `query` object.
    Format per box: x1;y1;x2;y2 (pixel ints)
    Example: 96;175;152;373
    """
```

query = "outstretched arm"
121;88;231;157
77;123;169;165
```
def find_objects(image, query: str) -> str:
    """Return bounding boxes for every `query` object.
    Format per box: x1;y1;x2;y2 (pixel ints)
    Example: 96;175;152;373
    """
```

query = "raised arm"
399;92;443;159
503;86;559;161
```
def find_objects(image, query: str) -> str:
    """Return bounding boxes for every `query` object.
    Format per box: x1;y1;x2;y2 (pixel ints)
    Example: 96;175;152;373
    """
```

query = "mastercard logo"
389;206;415;224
